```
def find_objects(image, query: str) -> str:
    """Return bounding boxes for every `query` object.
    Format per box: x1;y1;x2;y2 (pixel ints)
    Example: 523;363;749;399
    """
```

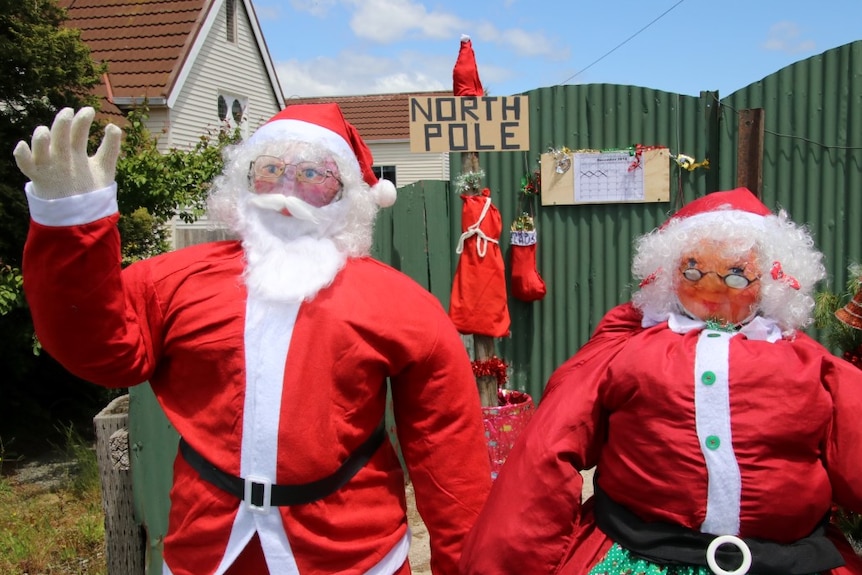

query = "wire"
715;95;862;150
557;0;687;86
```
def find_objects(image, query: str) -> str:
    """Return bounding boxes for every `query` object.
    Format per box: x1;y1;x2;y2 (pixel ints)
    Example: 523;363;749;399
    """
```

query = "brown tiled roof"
58;0;208;123
287;91;453;141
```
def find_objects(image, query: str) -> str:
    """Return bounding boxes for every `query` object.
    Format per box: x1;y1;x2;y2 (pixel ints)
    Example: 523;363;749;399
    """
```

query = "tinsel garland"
520;168;541;196
455;169;485;194
471;355;508;388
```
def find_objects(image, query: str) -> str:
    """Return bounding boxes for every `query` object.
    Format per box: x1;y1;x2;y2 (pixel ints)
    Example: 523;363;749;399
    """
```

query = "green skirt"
587;543;716;575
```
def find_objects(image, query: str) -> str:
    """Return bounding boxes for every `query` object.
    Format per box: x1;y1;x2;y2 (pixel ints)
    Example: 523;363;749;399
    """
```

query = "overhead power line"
557;0;687;86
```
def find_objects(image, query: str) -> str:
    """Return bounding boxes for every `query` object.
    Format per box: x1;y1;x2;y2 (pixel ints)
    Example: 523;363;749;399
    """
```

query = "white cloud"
277;51;448;97
374;72;446;93
288;0;339;17
254;4;281;21
475;24;558;58
341;0;559;57
762;21;816;53
347;0;466;43
266;0;565;96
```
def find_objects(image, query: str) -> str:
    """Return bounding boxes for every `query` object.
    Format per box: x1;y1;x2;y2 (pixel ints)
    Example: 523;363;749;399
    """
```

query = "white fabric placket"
212;296;301;575
694;329;742;536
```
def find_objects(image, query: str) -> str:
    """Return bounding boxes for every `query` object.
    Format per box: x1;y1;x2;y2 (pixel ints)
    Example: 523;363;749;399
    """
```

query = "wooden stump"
94;394;145;575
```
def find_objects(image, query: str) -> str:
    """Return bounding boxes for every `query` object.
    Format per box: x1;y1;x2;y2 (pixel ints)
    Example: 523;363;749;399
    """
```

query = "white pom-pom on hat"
371;179;397;208
251;103;396;207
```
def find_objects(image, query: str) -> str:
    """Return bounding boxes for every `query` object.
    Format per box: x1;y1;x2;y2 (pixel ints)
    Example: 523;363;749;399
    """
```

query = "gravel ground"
4;450;80;491
405;469;595;574
406;481;432;574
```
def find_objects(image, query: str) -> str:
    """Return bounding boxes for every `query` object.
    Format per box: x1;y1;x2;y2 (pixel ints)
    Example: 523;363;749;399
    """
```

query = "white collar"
644;311;783;343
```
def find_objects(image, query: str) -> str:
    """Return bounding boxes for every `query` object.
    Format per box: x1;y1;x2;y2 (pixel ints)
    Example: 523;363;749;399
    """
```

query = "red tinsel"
628;144;667;171
472;356;509;388
521;168;541;196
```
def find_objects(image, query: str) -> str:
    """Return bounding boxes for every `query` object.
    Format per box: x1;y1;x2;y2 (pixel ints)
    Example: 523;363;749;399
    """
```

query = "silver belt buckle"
243;475;272;514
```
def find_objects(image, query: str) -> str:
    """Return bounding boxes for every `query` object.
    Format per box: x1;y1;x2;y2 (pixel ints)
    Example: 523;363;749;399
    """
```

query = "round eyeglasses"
681;268;759;289
250;156;341;186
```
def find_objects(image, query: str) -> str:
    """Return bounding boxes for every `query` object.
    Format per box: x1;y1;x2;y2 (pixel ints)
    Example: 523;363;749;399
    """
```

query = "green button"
701;371;716;385
707;333;721;338
706;435;721;450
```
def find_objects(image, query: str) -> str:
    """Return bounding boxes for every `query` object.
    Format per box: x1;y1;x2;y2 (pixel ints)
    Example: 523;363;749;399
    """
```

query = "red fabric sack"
449;188;510;337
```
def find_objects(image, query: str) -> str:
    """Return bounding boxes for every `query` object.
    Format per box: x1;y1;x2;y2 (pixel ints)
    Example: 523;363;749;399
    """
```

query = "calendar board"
540;148;670;206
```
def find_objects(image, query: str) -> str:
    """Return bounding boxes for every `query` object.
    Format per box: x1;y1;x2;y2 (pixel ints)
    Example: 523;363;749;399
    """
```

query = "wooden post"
460;151;498;407
737;108;765;198
94;394;146;575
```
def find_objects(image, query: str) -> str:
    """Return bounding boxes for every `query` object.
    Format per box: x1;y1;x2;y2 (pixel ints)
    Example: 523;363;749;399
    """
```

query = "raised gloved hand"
13;107;122;200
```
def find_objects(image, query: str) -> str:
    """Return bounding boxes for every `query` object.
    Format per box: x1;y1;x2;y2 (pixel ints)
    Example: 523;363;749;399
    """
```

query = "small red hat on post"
453;34;484;97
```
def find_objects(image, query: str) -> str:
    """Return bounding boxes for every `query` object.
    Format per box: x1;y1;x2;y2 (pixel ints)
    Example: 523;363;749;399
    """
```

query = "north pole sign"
409;95;530;153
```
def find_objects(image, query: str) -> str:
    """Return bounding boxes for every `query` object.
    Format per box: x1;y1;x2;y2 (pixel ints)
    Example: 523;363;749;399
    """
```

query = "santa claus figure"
460;188;862;575
15;104;492;575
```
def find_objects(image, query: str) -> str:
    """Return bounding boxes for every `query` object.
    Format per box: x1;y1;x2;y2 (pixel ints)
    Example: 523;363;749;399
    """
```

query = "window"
226;0;237;43
217;94;248;137
372;165;397;187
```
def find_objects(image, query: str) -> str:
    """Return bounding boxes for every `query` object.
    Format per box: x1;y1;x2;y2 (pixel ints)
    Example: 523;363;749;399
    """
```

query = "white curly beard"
239;195;350;303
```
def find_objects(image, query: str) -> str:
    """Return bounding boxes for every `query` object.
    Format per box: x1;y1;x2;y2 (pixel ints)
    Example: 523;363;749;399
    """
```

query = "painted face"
249;154;343;208
674;242;762;325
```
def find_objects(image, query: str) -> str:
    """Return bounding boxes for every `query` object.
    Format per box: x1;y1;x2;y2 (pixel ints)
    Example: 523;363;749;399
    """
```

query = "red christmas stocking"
510;228;546;302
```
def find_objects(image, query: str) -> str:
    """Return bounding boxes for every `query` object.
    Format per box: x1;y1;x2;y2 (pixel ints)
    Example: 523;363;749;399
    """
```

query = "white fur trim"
372;179;397;207
672;210;766;234
248;119;360;173
26;182;118;226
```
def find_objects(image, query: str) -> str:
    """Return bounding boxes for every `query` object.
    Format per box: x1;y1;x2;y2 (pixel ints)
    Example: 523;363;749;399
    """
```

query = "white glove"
13;107;122;200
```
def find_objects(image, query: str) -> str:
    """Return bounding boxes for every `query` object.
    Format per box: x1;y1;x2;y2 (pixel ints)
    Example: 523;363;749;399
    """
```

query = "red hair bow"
771;261;800;290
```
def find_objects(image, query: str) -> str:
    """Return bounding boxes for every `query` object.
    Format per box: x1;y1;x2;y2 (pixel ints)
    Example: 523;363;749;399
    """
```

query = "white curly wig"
631;190;826;335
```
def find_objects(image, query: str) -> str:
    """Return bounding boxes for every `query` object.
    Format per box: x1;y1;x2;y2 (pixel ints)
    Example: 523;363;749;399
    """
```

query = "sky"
252;0;862;100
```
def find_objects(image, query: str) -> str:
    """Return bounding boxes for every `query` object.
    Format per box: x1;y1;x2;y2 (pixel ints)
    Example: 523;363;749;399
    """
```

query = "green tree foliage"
0;0;104;268
814;265;862;545
0;263;24;318
0;1;241;453
0;0;106;452
115;106;241;265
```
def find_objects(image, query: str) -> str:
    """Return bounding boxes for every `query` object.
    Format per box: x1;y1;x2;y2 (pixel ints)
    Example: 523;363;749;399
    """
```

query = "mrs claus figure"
460;187;862;575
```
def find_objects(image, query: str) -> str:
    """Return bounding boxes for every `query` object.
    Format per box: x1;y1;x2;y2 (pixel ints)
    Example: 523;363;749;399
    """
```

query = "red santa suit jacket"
22;186;492;575
460;302;862;574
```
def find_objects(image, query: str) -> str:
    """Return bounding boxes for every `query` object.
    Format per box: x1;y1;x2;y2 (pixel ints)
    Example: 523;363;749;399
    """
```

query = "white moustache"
247;193;320;224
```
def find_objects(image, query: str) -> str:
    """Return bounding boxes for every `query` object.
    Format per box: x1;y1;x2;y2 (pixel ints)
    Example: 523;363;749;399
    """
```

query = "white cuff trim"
26;182;119;226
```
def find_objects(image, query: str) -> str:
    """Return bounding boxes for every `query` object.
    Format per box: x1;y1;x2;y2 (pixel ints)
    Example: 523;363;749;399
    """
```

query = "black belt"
593;485;845;575
180;420;386;510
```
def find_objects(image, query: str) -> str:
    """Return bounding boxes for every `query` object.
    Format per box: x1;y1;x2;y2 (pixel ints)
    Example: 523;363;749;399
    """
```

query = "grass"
0;429;107;575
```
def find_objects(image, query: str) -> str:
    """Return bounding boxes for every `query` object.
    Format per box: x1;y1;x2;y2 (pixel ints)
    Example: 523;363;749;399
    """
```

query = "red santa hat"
453;34;484;97
250;103;396;208
664;187;772;231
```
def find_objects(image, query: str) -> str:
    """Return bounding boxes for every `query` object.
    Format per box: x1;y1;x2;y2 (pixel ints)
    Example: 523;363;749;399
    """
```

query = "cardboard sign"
409;96;530;153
